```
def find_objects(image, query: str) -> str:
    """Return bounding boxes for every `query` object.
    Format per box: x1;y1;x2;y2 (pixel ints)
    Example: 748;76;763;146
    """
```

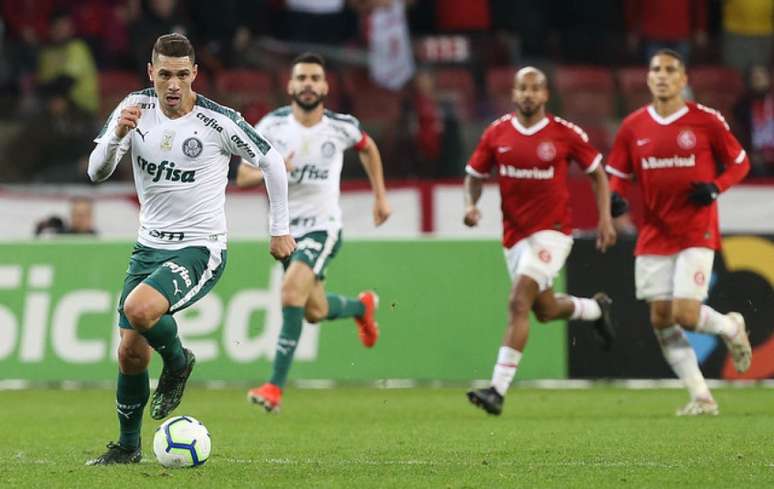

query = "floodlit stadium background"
0;0;772;385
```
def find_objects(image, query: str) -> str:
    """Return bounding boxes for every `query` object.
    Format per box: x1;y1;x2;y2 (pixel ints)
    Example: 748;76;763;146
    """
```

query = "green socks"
269;306;304;388
139;314;186;371
325;293;365;320
116;370;149;449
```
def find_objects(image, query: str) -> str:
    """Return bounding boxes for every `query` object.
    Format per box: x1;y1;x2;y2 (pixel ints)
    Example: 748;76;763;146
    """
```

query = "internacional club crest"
537;141;556;162
182;137;203;158
677;129;696;150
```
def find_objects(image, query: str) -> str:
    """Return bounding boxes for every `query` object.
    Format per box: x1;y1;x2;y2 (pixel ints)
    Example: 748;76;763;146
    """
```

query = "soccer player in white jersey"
85;34;295;465
608;49;752;416
236;53;391;413
464;67;617;416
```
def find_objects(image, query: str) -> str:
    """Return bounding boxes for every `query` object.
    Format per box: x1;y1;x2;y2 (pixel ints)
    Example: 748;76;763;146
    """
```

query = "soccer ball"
153;416;211;468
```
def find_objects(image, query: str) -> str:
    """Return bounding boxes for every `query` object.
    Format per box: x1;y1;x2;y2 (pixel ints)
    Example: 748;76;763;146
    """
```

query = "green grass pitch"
2;386;773;488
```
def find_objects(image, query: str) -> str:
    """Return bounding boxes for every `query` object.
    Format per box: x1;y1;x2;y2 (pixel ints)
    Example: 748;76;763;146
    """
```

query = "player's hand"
115;105;141;138
463;206;481;227
269;235;296;260
284;151;295;172
610;191;629;218
373;196;391;226
596;217;617;252
688;181;719;206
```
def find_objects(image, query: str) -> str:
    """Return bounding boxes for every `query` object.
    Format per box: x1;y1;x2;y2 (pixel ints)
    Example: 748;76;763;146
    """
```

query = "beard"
292;91;324;111
516;102;538;117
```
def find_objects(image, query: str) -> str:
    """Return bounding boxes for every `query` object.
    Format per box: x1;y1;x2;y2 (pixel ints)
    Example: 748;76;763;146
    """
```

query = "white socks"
569;296;602;321
655;326;712;401
695;305;738;339
491;346;522;396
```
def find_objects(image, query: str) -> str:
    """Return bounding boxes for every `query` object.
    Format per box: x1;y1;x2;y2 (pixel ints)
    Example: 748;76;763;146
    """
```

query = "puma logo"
136;128;148;141
173;279;182;296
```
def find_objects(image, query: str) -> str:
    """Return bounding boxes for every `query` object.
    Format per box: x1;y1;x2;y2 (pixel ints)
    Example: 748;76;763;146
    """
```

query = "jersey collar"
510;115;549;136
647;104;689;125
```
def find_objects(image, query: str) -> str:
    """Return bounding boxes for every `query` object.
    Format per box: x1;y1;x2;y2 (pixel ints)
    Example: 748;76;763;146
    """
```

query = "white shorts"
635;247;715;301
503;230;574;292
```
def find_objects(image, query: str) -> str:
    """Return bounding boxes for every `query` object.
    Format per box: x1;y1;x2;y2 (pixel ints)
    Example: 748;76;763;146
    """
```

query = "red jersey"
466;114;602;248
607;102;750;256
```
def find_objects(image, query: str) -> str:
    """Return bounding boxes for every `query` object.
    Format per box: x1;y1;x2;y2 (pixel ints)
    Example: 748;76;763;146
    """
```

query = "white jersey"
92;88;288;249
255;106;366;237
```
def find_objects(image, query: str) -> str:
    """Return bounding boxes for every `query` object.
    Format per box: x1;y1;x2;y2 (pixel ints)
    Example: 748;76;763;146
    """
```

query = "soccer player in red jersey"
607;49;752;416
463;67;617;415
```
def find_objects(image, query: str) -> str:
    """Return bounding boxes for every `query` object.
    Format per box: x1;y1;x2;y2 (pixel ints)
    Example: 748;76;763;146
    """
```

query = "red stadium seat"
339;69;402;123
214;69;275;116
192;70;212;96
688;66;744;121
617;67;651;115
554;66;616;123
485;66;517;116
434;68;476;121
98;70;143;118
582;123;613;155
277;69;343;112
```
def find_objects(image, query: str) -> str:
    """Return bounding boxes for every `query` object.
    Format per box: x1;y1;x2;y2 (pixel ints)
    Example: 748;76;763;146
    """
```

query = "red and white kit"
606;102;750;300
466;114;602;290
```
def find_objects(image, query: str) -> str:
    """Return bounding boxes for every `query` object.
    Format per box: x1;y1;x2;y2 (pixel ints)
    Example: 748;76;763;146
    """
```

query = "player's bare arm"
463;174;484;227
236;160;265;188
357;135;391;226
589;165;616;252
237;151;295;188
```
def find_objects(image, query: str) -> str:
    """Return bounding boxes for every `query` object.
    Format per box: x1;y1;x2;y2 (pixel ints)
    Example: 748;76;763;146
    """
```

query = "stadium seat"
339;69;402;123
554;66;616;123
277;69;343;112
193;70;212;96
98;70;143;118
582;123;613;155
688;66;744;121
214;69;275;116
433;68;476;121
616;67;651;115
485;66;517;116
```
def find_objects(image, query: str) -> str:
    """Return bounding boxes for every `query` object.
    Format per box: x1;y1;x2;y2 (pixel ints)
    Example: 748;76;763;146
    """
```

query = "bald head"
512;66;548;118
515;67;547;87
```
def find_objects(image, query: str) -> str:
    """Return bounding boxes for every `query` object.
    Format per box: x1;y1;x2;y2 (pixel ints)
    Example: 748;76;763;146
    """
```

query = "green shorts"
283;230;342;280
118;242;227;329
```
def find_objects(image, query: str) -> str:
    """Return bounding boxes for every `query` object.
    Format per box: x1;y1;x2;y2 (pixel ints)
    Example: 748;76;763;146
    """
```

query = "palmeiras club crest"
321;141;336;158
182;137;203;158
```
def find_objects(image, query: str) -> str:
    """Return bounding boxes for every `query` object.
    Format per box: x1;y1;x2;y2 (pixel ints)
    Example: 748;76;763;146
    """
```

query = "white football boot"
676;398;719;416
723;312;752;373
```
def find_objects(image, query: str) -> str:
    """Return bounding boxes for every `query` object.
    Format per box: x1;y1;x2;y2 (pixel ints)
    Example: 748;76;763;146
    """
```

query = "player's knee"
123;300;159;331
534;305;557;323
118;343;149;373
673;309;699;329
650;309;673;328
508;292;532;317
281;282;306;307
304;307;326;323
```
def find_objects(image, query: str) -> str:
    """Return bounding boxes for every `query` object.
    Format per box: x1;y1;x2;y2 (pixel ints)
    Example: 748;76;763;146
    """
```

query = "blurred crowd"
0;0;771;183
